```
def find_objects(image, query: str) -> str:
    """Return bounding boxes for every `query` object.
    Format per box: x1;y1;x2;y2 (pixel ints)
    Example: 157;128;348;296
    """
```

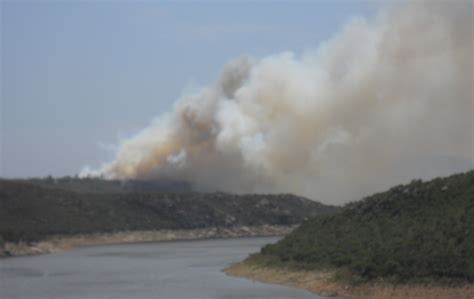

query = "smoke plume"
82;1;473;204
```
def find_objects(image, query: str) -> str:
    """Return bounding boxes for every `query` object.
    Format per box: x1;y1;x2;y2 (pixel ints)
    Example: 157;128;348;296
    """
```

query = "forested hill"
0;179;337;243
19;176;192;193
254;170;474;282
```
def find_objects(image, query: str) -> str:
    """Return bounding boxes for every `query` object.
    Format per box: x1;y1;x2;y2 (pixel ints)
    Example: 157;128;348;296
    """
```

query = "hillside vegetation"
252;170;474;282
21;176;192;193
0;179;336;243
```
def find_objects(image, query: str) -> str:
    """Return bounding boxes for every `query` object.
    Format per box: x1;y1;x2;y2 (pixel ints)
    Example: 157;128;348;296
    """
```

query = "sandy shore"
224;260;474;299
0;224;294;257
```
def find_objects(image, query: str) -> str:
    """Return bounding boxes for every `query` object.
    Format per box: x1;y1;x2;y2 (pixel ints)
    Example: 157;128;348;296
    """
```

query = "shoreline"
0;224;295;258
224;260;474;299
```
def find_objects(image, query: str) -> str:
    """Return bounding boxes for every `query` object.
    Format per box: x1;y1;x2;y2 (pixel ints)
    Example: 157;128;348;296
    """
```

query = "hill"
233;170;474;288
0;179;336;244
19;176;192;193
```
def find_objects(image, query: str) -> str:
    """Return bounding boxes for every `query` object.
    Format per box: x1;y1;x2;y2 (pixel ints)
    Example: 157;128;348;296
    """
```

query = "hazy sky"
1;1;384;178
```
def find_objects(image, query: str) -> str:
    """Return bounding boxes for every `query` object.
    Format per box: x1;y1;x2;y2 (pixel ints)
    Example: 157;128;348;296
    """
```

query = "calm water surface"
1;237;331;299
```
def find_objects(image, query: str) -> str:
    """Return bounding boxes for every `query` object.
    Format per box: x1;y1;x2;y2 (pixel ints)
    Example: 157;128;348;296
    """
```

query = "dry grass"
224;260;474;299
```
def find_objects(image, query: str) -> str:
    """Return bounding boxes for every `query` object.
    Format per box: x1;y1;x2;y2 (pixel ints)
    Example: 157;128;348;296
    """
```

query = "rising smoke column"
82;1;474;204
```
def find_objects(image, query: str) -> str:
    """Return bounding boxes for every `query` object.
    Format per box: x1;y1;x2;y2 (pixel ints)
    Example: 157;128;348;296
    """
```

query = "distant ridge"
0;179;337;244
17;176;193;193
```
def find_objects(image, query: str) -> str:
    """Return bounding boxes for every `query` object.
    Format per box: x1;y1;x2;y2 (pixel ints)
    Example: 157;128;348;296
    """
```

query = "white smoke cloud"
82;1;473;204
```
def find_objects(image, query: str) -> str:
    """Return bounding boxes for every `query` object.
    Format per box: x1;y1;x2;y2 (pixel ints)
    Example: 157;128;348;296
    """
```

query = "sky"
1;0;383;178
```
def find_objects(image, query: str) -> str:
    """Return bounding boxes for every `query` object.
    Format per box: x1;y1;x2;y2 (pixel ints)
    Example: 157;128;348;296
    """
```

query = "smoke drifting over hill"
82;1;473;204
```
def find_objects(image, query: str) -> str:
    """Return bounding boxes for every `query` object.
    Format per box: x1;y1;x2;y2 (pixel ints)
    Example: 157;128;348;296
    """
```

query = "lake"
0;237;331;299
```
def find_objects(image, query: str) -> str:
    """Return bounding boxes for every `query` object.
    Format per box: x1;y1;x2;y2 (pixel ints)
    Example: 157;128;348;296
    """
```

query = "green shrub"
255;170;474;283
